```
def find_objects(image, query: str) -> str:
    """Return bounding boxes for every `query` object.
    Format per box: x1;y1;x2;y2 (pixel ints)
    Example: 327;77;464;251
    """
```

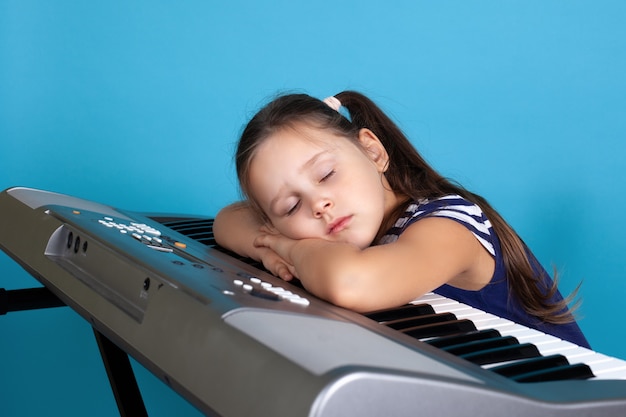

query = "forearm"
288;239;371;308
286;238;428;312
213;201;264;260
251;218;478;313
215;202;297;281
252;232;374;307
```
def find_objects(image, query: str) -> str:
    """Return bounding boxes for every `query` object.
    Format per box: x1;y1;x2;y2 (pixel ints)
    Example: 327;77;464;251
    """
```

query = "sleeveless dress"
378;195;590;348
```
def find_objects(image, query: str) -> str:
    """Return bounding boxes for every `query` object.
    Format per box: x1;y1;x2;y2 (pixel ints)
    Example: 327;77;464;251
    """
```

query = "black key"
402;319;477;339
442;336;519;356
425;329;502;349
490;354;570;378
512;363;595;382
385;313;458;331
365;304;436;322
460;343;541;365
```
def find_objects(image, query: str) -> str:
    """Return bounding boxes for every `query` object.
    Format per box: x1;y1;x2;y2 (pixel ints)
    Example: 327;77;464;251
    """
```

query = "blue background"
1;1;625;415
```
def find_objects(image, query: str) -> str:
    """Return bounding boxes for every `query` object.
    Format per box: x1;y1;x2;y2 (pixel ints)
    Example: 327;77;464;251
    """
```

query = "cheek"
347;165;386;201
282;210;340;240
272;217;317;240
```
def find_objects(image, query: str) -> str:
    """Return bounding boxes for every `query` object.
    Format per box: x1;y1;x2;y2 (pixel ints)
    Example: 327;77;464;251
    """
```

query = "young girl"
214;91;590;348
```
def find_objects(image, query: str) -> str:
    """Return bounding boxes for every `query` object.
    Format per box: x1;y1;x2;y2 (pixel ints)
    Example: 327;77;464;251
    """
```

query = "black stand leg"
1;287;148;416
0;287;65;315
94;329;149;417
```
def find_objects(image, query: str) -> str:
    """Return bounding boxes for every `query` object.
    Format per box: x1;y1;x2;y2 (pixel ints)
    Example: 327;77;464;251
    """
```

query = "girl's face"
247;123;401;248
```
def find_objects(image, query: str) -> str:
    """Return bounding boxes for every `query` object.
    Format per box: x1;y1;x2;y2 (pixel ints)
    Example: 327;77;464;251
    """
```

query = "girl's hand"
253;226;298;281
254;231;300;279
213;202;296;281
255;245;297;281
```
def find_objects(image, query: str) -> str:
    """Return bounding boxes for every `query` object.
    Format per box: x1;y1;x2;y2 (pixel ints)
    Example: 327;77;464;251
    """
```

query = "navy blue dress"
378;195;591;348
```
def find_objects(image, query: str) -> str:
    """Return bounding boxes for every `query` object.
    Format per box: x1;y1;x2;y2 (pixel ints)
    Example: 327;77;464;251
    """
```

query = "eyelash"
320;170;335;183
286;201;300;216
284;170;336;217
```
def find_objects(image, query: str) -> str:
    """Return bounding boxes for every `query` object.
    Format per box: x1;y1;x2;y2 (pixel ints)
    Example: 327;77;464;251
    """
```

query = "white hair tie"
323;96;342;112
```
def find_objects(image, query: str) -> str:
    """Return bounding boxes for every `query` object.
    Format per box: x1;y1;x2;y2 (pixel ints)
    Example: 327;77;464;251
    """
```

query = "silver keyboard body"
1;187;625;417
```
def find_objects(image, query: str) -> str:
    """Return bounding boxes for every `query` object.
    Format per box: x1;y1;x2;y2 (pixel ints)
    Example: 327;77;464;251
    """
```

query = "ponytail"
334;91;578;324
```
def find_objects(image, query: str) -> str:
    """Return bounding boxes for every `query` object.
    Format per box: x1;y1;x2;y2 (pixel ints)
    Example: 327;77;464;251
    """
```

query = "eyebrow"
268;150;331;215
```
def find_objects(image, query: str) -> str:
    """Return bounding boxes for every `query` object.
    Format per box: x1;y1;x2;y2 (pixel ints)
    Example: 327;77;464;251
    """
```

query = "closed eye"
286;200;301;216
320;170;335;183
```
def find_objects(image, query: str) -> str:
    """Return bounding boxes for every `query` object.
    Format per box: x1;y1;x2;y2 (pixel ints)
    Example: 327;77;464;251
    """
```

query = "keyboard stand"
0;287;65;314
0;286;148;417
94;328;148;417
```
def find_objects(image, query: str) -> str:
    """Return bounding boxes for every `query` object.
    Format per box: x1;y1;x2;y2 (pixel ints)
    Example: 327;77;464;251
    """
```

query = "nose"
313;198;333;218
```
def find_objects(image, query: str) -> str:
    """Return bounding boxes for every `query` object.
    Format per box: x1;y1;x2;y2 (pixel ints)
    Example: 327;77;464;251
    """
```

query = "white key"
411;293;626;380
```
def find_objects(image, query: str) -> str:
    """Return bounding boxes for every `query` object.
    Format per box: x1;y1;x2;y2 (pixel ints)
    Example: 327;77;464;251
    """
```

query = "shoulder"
386;208;496;292
380;195;495;253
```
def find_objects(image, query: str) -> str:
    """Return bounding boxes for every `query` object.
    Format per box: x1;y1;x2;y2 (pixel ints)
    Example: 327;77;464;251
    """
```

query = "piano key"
490;354;570;377
563;355;619;376
377;294;626;382
402;296;594;380
459;343;541;365
385;312;458;331
365;303;435;322
441;335;519;356
425;329;502;349
401;318;476;339
512;363;595;382
415;292;626;380
372;298;598;381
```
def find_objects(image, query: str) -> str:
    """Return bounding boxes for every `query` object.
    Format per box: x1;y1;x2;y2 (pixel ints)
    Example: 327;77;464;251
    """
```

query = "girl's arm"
213;201;262;258
254;216;494;312
213;202;296;281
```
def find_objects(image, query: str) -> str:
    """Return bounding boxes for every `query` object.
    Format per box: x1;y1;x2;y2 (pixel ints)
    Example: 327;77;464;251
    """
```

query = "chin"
348;235;376;249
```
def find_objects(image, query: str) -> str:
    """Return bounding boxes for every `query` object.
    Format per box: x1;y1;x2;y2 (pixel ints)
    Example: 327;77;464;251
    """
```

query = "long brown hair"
236;91;577;324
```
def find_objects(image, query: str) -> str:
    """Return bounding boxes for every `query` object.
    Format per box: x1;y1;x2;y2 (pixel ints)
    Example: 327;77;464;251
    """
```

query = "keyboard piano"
1;186;625;417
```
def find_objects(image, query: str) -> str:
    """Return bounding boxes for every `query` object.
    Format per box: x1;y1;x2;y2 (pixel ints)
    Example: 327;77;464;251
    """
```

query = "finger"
259;223;280;235
253;234;270;248
262;257;293;281
259;225;273;234
275;264;294;281
286;264;298;279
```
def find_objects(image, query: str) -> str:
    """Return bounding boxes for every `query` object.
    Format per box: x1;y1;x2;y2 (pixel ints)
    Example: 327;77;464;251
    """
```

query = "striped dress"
378;195;590;348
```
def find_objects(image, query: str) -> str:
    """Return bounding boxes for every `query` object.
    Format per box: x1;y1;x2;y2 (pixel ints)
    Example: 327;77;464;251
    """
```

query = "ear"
357;128;389;173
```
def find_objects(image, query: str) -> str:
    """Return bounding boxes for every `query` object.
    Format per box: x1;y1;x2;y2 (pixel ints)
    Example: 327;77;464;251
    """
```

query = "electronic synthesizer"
1;187;625;417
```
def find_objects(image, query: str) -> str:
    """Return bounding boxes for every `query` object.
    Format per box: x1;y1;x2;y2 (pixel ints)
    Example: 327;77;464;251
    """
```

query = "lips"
327;215;352;235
